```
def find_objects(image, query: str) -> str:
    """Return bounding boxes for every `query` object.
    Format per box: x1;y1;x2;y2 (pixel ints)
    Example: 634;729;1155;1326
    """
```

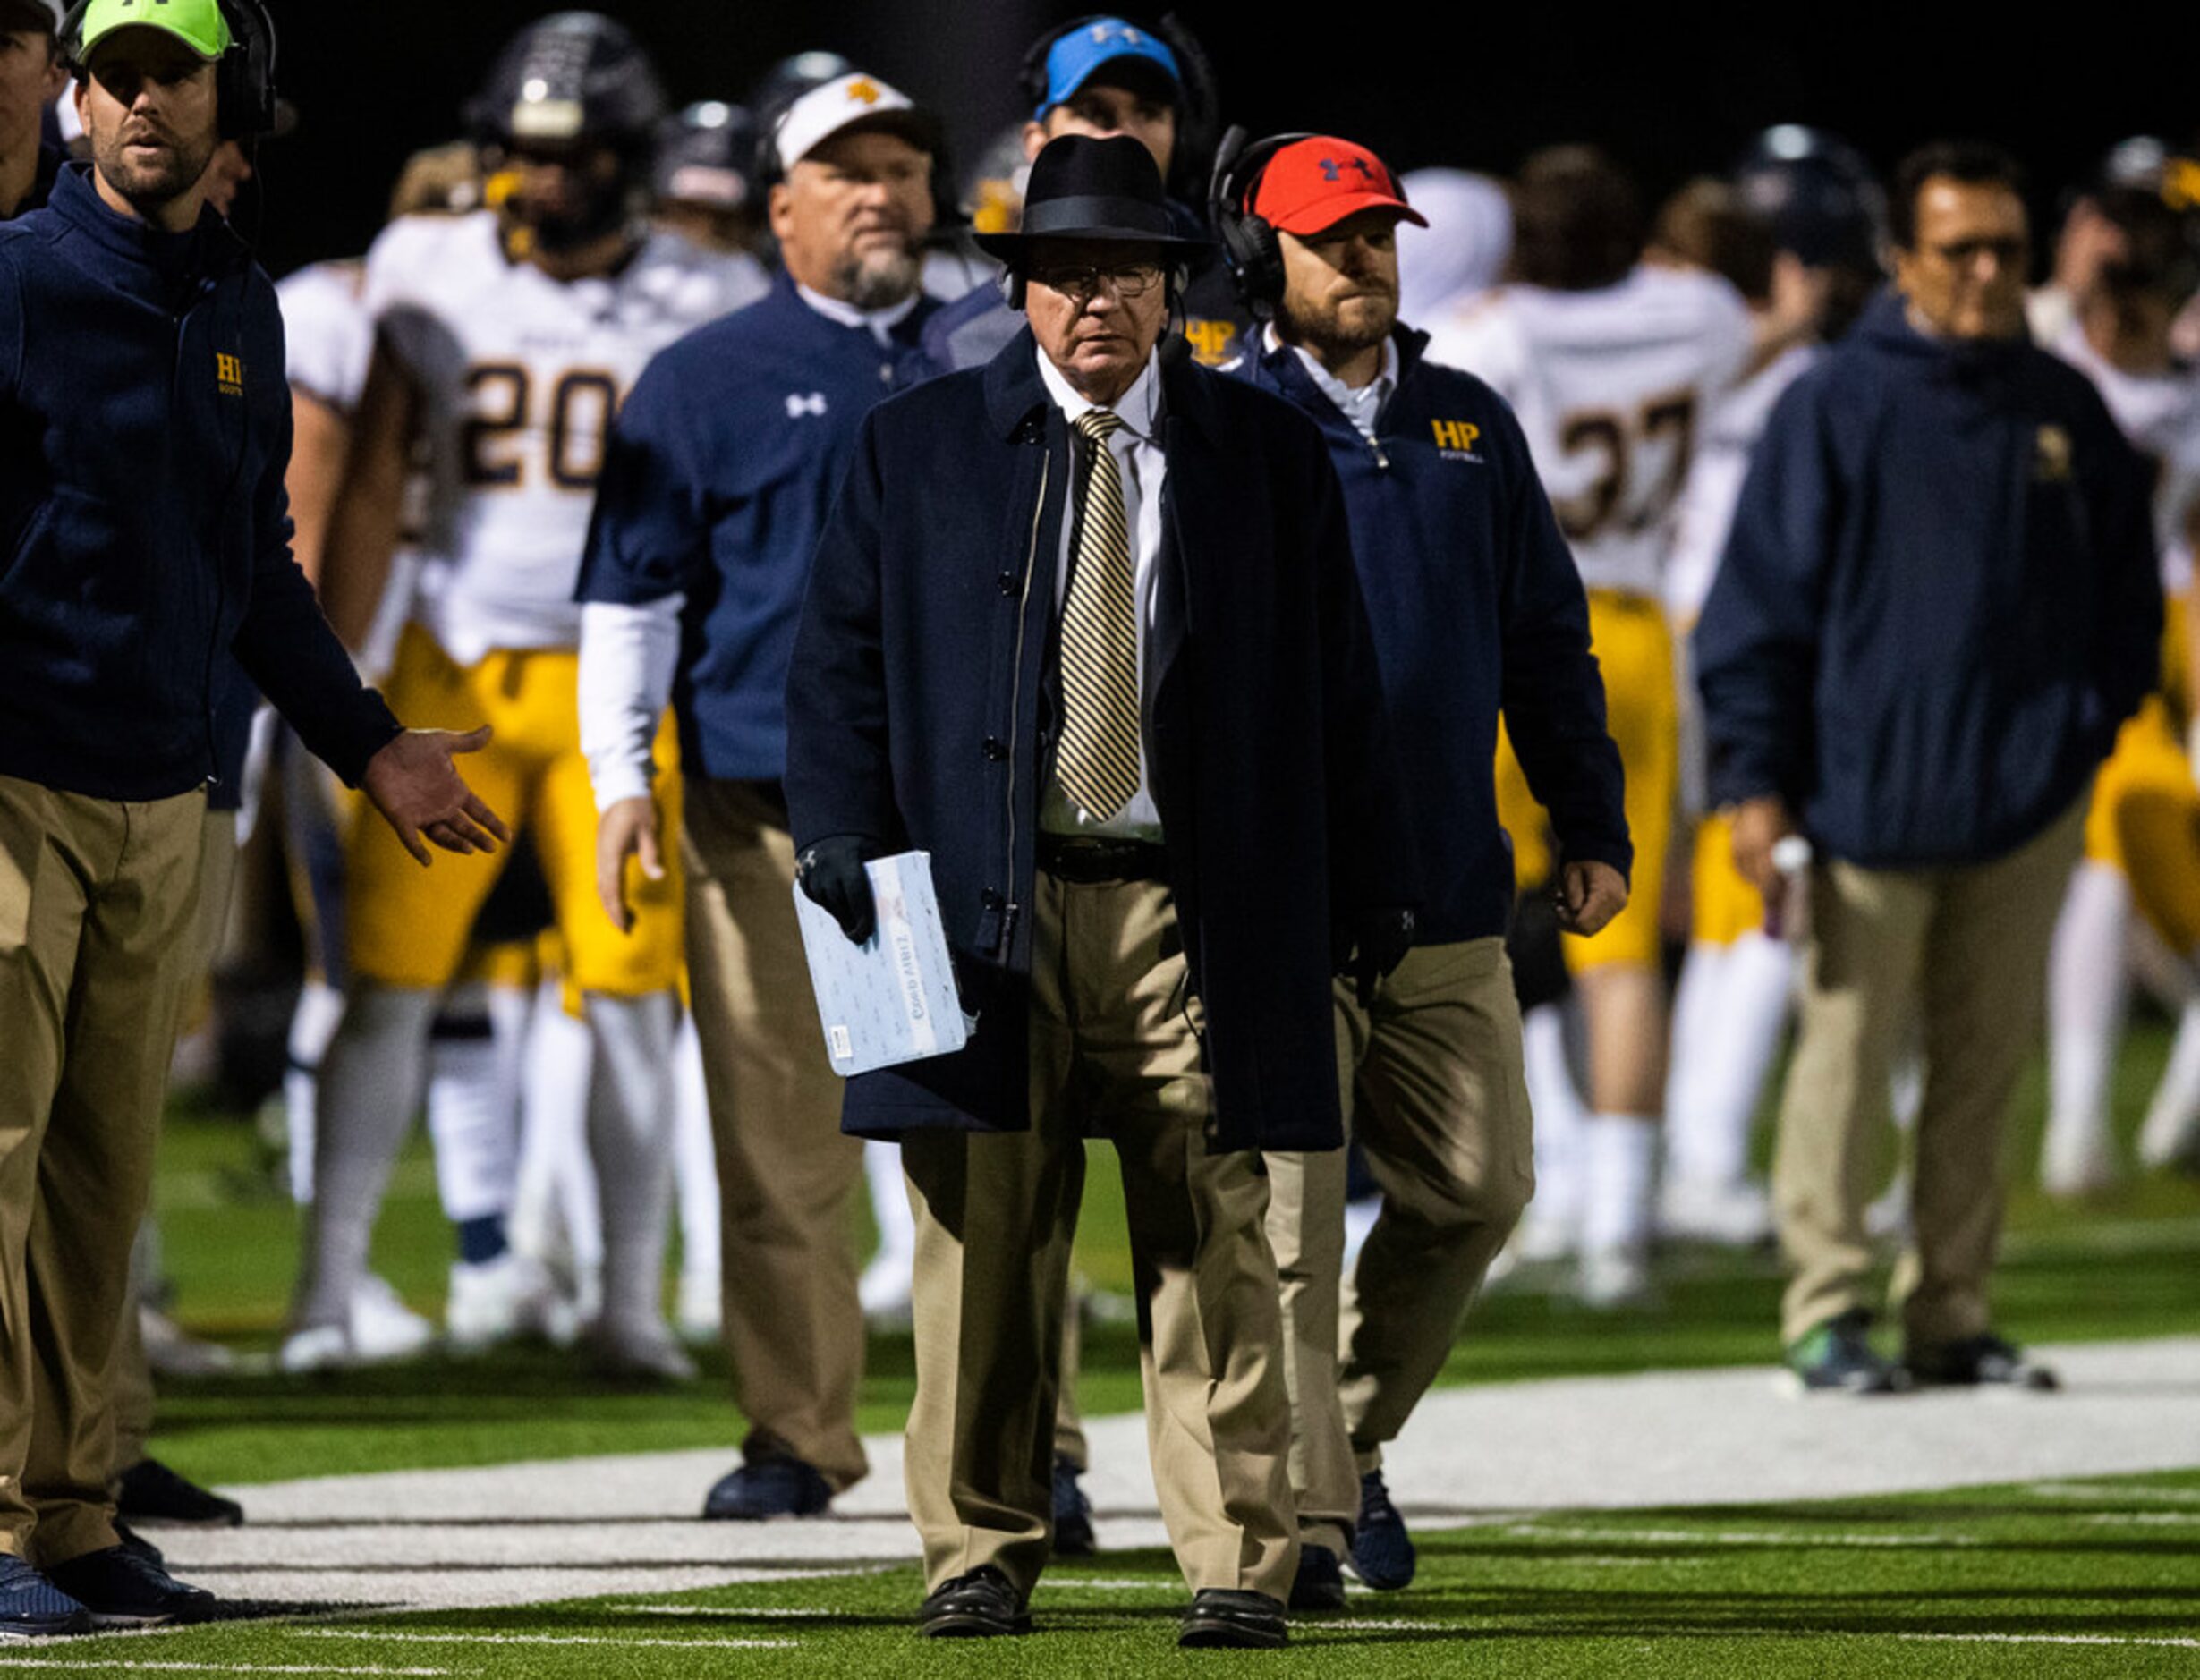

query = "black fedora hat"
974;133;1210;262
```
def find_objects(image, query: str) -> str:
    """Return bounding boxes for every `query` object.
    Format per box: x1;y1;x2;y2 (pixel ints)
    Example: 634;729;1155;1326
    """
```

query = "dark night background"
248;2;2192;279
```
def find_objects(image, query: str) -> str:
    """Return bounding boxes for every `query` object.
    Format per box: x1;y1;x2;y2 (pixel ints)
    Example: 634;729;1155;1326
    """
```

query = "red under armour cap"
1251;137;1429;236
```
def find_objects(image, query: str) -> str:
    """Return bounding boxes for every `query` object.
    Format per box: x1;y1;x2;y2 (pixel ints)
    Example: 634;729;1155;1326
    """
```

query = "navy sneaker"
1178;1589;1287;1649
1288;1543;1346;1612
0;1557;89;1639
113;1523;164;1569
44;1547;214;1627
1906;1332;2060;1391
117;1457;244;1528
701;1457;832;1521
919;1565;1031;1637
1051;1455;1095;1557
1349;1469;1416;1591
1786;1309;1908;1395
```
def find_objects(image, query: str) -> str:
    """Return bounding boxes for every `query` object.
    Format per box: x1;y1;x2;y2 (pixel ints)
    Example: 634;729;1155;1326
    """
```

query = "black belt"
1037;834;1169;885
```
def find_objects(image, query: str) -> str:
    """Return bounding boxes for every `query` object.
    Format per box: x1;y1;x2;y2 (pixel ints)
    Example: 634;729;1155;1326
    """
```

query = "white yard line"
291;1630;793;1650
1893;1633;2200;1650
0;1664;451;1676
617;1605;839;1617
1499;1522;1978;1548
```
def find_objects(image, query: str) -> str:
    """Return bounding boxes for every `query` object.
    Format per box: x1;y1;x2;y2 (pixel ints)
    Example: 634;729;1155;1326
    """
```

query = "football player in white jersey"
291;13;754;1379
1660;132;1888;1246
1426;147;1753;1304
2040;144;2200;1190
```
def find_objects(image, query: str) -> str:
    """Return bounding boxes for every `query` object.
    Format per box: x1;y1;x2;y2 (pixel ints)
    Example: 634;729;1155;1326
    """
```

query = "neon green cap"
76;0;232;64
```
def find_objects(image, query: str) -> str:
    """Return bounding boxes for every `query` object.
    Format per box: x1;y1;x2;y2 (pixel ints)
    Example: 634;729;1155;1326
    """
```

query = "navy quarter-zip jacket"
1695;293;2159;867
1241;327;1630;942
0;165;399;802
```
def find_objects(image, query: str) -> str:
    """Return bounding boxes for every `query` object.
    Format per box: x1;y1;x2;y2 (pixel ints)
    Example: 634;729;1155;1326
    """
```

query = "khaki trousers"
1266;938;1534;1553
680;778;867;1489
901;870;1296;1602
0;775;205;1562
110;808;242;1481
1776;797;2086;1348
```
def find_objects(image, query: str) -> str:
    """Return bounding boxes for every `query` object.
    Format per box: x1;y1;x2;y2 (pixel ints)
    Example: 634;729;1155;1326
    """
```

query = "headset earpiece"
1006;265;1028;312
1208;128;1317;321
215;0;279;141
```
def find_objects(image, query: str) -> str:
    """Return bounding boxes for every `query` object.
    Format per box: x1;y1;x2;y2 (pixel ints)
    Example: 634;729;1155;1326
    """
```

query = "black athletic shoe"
44;1547;215;1628
0;1557;89;1639
1288;1543;1346;1612
701;1458;832;1521
1051;1455;1095;1557
1906;1332;2060;1391
919;1565;1031;1637
113;1523;165;1569
1785;1309;1909;1395
1178;1589;1287;1649
116;1458;244;1527
1349;1469;1416;1591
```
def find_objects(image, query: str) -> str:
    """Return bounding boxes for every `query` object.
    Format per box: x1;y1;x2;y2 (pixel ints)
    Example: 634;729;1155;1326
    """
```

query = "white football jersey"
363;211;754;663
1427;266;1754;597
1663;343;1817;624
277;259;373;413
2051;321;2200;597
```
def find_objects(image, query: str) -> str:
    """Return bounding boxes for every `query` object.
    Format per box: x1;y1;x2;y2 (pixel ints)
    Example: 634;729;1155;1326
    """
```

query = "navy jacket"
1695;293;2159;866
0;165;398;801
576;276;938;782
786;330;1415;1151
1241;327;1629;940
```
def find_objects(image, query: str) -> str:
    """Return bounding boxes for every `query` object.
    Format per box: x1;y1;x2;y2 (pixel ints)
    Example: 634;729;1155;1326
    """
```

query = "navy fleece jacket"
1695;292;2159;867
0;165;398;802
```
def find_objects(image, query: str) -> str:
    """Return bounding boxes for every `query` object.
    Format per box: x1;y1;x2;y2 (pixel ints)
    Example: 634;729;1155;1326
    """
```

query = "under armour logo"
1088;22;1145;46
786;392;828;419
1318;157;1378;183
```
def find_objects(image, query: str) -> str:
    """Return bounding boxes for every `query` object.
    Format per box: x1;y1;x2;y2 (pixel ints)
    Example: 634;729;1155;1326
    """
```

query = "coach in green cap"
0;0;506;1636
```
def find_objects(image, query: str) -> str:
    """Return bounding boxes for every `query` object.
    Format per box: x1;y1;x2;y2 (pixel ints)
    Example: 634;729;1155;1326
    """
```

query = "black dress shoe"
113;1523;164;1569
1288;1544;1346;1612
1179;1588;1287;1649
1906;1332;2060;1391
919;1565;1031;1638
44;1547;215;1627
116;1458;244;1527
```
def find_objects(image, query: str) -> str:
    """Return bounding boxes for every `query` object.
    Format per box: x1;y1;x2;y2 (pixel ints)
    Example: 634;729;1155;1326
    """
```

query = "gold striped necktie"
1056;409;1141;821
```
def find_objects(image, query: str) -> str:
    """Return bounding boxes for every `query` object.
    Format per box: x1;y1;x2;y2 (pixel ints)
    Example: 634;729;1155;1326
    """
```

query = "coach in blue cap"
786;133;1415;1649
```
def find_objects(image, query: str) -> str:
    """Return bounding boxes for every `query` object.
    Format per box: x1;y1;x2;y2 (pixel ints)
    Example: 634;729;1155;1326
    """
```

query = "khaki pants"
1776;797;2086;1348
1266;938;1534;1553
0;776;205;1562
901;870;1296;1602
111;808;242;1481
680;778;867;1490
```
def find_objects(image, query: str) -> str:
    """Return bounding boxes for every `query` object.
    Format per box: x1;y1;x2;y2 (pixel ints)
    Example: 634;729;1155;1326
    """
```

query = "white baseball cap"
771;72;939;176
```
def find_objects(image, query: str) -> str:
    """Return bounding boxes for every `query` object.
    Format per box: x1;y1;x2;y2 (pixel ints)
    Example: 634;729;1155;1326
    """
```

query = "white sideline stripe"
2028;1482;2200;1504
622;1605;838;1617
1035;1579;1174;1591
1501;1523;1976;1548
292;1629;794;1650
0;1664;450;1676
2080;1511;2200;1525
1895;1633;2200;1650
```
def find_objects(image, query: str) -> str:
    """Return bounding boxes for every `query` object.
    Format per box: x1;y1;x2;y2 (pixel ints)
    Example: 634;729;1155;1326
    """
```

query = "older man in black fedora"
786;134;1414;1649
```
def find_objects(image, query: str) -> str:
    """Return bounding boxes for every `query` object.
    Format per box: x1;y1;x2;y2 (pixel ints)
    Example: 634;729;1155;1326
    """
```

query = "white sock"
1580;1113;1658;1258
296;987;437;1328
2141;993;2200;1166
1686;932;1795;1188
510;980;599;1284
863;1138;915;1272
425;982;525;1225
283;978;345;1205
2044;863;2131;1186
671;1013;720;1289
1661;944;1729;1184
1521;1002;1585;1227
586;989;678;1332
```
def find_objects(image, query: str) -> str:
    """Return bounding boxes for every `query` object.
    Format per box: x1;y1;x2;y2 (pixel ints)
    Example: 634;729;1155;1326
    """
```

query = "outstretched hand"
361;725;510;866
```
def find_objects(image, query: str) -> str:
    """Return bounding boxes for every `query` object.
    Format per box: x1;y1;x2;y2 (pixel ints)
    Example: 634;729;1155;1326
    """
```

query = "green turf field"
58;1468;2200;1676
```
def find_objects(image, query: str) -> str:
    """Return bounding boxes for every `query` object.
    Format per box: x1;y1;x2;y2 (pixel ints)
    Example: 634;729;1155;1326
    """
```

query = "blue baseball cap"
1033;18;1180;120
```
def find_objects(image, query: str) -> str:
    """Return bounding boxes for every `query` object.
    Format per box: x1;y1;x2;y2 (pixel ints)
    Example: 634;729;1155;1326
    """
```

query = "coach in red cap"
1217;132;1629;1606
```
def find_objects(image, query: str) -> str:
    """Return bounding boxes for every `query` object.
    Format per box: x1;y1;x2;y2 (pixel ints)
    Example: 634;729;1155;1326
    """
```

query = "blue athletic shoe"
1051;1455;1095;1557
701;1457;832;1521
0;1556;89;1639
1349;1469;1416;1591
44;1547;211;1628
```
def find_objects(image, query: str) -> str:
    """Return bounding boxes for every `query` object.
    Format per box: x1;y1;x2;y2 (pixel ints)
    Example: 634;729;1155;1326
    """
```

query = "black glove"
1337;906;1416;1008
796;835;881;945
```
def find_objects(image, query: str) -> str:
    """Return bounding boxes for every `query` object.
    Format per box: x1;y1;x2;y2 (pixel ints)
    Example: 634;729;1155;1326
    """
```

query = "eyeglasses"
1027;261;1165;301
1925;236;2026;269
